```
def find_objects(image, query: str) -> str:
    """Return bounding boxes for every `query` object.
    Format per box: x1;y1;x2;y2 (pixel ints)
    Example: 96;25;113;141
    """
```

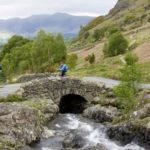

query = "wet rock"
107;117;150;146
42;127;55;139
63;133;86;149
82;143;108;150
61;143;108;150
83;105;120;123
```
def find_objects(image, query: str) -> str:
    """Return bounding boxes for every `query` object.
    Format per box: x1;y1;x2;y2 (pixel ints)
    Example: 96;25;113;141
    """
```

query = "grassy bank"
69;56;150;83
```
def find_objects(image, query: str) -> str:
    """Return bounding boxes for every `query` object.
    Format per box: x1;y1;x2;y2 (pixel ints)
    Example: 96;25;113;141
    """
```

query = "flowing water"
30;114;145;150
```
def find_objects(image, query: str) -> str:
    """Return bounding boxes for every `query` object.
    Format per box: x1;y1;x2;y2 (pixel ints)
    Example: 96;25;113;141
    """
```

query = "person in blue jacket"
58;61;68;77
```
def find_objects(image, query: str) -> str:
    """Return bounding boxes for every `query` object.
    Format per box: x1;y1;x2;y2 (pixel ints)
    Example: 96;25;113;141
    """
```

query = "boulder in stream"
83;105;120;123
63;132;87;149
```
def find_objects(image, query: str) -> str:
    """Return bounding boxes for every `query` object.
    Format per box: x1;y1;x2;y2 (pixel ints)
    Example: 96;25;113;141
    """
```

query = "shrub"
85;53;95;64
103;32;128;57
114;53;141;112
84;32;90;39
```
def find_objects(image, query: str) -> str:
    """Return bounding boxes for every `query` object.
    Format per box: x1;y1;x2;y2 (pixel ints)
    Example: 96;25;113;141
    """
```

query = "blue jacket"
59;64;68;72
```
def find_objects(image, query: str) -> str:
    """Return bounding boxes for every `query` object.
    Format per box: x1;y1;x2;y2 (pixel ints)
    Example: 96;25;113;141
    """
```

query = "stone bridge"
22;77;106;113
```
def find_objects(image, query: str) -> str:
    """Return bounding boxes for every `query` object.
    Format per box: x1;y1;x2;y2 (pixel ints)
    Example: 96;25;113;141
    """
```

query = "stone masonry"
22;77;105;104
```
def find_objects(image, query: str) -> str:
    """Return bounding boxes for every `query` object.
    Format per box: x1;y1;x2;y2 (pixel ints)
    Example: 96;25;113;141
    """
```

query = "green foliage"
114;53;141;112
103;32;128;57
84;32;90;39
66;54;78;69
0;30;67;78
0;71;6;83
0;35;30;61
93;29;102;41
0;95;26;103
105;26;120;37
114;83;136;111
124;13;136;24
85;53;95;64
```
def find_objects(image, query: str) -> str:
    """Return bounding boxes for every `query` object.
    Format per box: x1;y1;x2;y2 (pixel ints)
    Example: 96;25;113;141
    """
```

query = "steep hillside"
69;0;150;83
70;0;150;50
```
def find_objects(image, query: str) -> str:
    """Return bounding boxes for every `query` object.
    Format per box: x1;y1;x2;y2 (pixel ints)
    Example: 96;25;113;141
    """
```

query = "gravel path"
83;77;150;89
0;83;22;98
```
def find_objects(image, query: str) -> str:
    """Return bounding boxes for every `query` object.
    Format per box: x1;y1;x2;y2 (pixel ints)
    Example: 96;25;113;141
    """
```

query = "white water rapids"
30;114;145;150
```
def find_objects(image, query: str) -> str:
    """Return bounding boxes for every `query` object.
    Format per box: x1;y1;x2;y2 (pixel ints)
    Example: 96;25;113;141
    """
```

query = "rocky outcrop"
23;99;59;124
0;99;58;150
107;117;150;147
83;105;120;123
107;105;150;147
0;103;42;149
109;0;133;15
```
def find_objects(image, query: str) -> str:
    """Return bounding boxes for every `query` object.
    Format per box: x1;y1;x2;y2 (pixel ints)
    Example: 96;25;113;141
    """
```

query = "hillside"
70;0;150;49
69;0;150;83
0;13;94;37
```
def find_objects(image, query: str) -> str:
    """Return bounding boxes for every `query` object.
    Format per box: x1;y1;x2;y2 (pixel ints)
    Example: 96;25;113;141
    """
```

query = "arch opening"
59;94;87;114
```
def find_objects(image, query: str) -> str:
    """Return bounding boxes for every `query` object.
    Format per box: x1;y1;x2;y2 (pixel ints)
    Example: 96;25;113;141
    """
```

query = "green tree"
114;53;141;112
0;35;30;60
93;29;101;41
103;32;128;57
0;29;67;78
85;53;95;64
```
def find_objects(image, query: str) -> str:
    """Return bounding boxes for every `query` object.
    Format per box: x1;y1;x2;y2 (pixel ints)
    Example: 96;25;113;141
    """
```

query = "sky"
0;0;118;19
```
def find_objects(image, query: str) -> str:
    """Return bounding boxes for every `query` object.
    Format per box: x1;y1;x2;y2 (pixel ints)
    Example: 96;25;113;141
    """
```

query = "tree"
0;35;30;60
103;32;128;57
0;29;67;78
93;29;101;41
114;53;141;112
85;53;95;64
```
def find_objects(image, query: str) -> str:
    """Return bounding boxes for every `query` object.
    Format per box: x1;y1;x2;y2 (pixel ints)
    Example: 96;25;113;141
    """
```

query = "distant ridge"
0;13;94;37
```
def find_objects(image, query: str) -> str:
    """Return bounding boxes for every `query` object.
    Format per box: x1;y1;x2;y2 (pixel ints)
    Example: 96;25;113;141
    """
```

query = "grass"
70;55;122;79
0;95;26;103
140;61;150;83
69;55;150;83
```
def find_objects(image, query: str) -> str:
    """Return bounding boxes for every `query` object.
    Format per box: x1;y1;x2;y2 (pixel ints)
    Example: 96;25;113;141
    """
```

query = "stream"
29;114;145;150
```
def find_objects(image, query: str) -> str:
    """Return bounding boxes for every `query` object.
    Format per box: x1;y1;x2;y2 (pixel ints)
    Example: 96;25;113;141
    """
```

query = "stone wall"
22;77;106;104
17;73;58;83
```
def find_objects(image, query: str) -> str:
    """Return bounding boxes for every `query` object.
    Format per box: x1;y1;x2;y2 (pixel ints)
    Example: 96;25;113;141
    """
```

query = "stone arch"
59;94;87;114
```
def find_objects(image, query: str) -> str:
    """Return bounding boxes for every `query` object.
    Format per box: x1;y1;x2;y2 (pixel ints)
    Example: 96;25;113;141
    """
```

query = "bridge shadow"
59;94;87;114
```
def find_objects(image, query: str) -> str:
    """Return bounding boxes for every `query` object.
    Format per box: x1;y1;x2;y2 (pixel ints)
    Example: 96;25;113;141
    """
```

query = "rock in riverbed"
0;99;58;150
83;105;120;123
107;105;150;147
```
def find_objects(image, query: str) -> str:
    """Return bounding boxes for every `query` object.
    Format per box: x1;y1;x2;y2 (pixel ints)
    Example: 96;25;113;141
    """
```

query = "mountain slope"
0;13;94;36
69;0;150;83
71;0;150;49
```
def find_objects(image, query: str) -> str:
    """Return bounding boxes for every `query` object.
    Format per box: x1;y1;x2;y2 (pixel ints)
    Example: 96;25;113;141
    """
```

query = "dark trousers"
61;71;66;77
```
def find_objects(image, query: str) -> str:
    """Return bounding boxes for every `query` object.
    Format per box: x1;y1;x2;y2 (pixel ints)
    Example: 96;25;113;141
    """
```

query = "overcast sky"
0;0;117;19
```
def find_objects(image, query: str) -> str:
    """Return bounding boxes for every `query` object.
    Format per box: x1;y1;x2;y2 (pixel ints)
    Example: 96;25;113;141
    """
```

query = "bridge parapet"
22;77;106;104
